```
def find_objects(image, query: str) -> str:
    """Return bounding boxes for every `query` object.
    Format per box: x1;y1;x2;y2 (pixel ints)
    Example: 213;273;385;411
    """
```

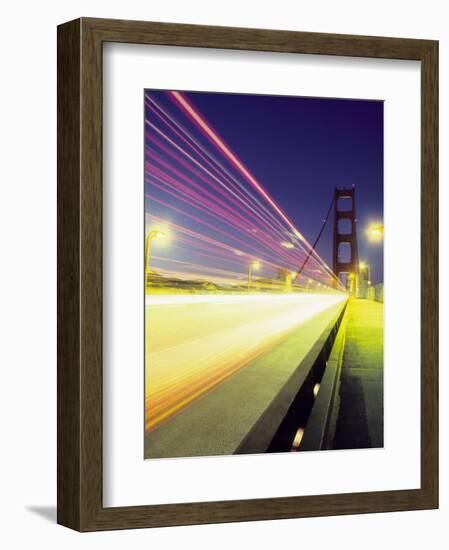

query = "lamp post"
348;272;356;295
358;261;372;298
247;260;260;291
359;261;372;281
145;229;165;286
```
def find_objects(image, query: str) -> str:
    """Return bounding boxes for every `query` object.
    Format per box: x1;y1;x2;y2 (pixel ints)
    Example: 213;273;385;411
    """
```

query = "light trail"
169;92;304;239
145;293;346;432
168;91;341;287
145;98;297;243
145;176;312;277
146;187;303;271
146;161;334;285
145;131;296;249
145;91;344;290
143;91;351;449
146;212;329;284
146;122;315;264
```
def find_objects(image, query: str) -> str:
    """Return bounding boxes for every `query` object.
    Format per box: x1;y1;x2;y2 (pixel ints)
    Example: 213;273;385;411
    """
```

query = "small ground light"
290;428;305;451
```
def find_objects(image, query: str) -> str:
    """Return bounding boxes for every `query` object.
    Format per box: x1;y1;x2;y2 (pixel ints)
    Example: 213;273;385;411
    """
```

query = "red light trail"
144;90;345;291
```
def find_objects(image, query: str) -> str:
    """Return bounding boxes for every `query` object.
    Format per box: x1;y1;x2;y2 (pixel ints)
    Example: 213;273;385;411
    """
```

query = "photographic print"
144;90;384;459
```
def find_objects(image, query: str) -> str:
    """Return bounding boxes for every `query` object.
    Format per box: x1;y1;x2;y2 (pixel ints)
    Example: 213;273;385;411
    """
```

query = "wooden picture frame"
57;17;438;531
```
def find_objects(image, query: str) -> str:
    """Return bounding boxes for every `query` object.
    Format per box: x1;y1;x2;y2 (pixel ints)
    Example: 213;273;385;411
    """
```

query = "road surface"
145;292;346;434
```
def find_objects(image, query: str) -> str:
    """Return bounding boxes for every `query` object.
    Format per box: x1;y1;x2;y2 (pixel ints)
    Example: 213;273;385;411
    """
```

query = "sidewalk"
333;298;384;449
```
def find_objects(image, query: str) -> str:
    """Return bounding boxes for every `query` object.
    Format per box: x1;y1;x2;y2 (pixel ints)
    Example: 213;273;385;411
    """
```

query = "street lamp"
367;223;384;242
248;260;260;290
145;229;165;286
348;272;356;295
281;241;294;249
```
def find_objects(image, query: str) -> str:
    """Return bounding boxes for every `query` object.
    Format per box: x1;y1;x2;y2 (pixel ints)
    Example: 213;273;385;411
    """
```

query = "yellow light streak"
145;293;346;431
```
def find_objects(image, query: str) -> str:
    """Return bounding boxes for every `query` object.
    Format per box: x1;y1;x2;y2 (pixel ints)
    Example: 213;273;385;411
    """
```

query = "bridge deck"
333;298;384;449
145;298;346;459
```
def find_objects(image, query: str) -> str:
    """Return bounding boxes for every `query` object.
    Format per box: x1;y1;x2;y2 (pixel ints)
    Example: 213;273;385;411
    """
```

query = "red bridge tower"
332;186;359;291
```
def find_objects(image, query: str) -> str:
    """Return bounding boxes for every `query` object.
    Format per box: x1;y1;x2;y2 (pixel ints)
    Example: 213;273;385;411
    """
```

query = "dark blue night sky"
145;90;384;285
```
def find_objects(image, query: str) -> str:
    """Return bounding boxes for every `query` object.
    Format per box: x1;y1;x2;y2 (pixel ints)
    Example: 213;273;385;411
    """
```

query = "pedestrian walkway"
333;298;384;449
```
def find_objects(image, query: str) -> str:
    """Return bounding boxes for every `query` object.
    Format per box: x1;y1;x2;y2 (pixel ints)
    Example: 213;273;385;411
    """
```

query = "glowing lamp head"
281;241;295;249
148;223;171;245
367;223;384;242
250;260;261;270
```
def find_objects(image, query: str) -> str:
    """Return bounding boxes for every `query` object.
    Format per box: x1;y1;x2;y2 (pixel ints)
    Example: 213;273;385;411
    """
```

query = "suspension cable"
293;195;336;284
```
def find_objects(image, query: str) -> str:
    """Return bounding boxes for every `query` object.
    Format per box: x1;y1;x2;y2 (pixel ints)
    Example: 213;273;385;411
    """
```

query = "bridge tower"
332;186;359;291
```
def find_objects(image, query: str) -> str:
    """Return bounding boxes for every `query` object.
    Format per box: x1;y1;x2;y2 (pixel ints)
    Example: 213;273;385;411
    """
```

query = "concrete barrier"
366;283;383;303
374;283;384;303
299;309;347;451
235;298;348;454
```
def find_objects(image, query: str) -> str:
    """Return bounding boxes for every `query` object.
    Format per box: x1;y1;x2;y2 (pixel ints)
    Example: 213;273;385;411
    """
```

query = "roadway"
145;292;347;458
